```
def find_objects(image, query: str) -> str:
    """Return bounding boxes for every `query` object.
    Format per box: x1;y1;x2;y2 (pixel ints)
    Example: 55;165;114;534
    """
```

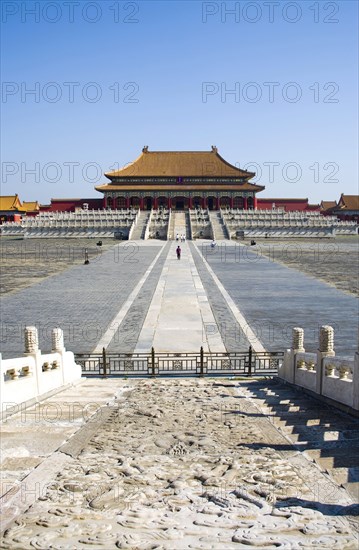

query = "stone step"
308;447;359;470
278;424;357;444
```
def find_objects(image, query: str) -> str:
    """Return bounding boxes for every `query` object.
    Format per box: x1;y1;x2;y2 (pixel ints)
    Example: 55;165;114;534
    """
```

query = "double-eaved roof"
104;147;254;179
96;147;264;193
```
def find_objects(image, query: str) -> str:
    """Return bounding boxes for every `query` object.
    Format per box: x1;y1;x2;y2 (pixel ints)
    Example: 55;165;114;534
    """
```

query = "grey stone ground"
0;243;163;357
197;241;358;356
1;239;358;357
1;237;358;547
107;243;171;352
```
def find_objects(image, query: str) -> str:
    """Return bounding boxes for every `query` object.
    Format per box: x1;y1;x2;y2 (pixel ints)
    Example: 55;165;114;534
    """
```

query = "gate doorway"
173;196;188;210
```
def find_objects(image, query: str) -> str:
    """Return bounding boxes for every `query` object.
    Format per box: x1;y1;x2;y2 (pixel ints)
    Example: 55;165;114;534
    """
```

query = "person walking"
176;245;181;259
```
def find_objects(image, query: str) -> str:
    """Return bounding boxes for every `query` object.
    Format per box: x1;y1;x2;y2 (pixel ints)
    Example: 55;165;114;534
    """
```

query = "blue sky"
1;0;358;204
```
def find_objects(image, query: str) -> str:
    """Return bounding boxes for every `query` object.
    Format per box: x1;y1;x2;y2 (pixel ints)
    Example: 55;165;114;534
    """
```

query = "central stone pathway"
135;241;226;352
1;378;357;549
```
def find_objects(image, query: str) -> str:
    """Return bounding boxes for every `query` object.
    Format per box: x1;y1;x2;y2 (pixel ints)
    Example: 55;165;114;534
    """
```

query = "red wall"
49;198;104;212
257;199;317;212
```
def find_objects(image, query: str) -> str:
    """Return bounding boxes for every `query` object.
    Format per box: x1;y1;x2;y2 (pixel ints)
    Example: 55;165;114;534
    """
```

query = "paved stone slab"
192;242;266;353
106;243;171;352
0;244;164;357
196;241;359;355
190;242;252;351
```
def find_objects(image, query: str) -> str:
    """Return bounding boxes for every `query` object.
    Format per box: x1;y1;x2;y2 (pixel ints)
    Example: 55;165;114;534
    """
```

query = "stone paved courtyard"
1;238;358;357
0;236;358;547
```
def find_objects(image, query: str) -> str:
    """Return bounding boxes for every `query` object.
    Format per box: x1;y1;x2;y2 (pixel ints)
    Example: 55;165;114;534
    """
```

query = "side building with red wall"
40;198;104;212
257;198;320;212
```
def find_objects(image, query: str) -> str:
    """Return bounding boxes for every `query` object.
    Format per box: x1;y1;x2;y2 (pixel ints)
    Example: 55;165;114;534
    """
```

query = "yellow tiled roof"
337;195;359;210
0;195;25;211
22;201;40;211
320;201;337;210
105;147;255;179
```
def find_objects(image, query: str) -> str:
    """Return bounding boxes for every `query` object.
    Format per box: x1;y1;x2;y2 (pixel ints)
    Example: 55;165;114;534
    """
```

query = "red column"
139;197;144;210
202;197;207;209
243;197;248;210
113;197;117;210
126;197;130;209
103;196;107;209
153;197;158;209
189;196;193;209
168;196;172;209
230;197;234;209
216;196;220;209
253;196;257;210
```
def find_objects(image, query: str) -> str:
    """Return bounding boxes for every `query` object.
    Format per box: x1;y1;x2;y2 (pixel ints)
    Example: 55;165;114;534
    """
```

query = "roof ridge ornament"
142;145;149;152
211;145;218;152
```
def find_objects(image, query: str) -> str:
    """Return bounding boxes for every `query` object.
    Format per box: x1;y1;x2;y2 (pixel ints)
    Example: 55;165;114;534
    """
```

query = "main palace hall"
95;146;264;211
2;147;357;221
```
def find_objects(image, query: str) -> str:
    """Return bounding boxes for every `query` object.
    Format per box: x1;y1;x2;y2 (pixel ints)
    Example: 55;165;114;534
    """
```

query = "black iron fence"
75;346;284;377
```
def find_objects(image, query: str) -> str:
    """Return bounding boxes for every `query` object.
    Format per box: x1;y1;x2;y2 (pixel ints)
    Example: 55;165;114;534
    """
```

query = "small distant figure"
211;240;216;248
181;234;185;242
250;240;256;246
96;240;102;246
176;245;181;259
176;233;179;241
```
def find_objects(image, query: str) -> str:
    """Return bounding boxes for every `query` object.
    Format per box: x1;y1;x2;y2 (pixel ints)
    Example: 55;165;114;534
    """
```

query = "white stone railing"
220;209;357;236
293;351;318;392
128;208;140;240
167;209;172;240
218;209;229;238
186;211;192;240
1;327;82;420
322;357;355;407
144;209;154;240
279;326;359;412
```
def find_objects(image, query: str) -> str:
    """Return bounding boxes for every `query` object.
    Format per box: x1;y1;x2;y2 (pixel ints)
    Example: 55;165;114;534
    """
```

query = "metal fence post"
200;346;204;376
248;345;253;376
102;347;107;378
151;347;156;376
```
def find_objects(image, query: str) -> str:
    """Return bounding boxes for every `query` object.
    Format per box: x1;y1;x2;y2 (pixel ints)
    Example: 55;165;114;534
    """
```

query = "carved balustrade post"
287;327;305;384
317;325;335;395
